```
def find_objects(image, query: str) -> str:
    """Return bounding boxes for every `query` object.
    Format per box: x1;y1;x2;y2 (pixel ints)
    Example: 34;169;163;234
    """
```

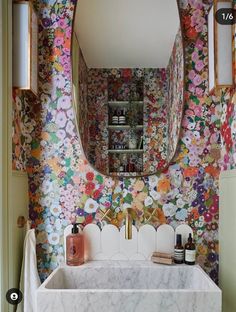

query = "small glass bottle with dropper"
184;233;196;265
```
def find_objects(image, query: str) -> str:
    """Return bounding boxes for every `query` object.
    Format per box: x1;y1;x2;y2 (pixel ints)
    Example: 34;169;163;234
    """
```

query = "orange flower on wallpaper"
157;177;170;193
48;157;61;173
31;146;41;159
205;165;219;178
183;167;198;177
190;208;199;220
156;208;167;224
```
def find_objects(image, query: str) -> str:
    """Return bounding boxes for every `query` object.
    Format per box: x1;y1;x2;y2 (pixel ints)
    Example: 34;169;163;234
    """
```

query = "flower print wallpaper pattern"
12;90;38;171
12;0;230;285
167;27;184;161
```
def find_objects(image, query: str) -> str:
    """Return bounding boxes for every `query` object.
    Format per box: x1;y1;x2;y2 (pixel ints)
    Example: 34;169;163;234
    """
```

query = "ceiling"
74;0;180;69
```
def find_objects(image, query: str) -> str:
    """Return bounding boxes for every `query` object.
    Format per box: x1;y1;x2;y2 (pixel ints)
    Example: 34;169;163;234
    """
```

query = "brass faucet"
125;208;135;240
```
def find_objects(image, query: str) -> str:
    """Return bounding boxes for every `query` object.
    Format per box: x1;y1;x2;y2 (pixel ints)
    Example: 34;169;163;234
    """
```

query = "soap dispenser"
66;223;84;266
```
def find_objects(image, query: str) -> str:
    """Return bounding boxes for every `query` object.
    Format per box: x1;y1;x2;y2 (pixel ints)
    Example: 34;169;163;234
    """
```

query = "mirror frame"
70;0;186;178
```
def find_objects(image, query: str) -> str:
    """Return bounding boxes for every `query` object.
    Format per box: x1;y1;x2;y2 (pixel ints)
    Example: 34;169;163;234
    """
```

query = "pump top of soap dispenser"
72;223;79;234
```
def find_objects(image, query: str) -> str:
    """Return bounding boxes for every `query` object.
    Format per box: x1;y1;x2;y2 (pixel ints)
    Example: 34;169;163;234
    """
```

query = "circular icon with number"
6;288;23;305
215;8;235;25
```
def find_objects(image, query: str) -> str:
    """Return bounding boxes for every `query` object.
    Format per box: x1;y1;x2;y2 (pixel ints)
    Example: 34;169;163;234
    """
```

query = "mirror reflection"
72;0;184;177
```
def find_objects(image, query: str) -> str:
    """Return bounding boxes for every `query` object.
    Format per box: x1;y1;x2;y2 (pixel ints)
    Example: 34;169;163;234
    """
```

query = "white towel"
16;229;41;312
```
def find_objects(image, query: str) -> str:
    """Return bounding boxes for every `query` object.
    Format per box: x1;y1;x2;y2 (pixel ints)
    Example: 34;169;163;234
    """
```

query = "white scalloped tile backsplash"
64;223;193;261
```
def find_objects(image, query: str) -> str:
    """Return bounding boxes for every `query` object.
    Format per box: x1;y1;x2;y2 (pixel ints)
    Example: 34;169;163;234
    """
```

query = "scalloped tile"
175;224;193;246
101;224;120;259
138;224;156;259
83;224;101;261
120;225;138;258
156;224;175;255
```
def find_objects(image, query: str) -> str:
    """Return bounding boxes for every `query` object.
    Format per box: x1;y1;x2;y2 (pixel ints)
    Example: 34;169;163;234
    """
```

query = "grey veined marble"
36;261;221;312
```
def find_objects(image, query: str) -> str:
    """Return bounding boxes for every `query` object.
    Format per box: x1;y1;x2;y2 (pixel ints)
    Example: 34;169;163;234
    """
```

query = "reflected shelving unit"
107;100;144;175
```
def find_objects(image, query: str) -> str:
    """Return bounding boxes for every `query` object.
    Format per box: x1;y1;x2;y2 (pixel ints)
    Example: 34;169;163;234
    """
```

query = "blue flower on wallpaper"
175;209;188;221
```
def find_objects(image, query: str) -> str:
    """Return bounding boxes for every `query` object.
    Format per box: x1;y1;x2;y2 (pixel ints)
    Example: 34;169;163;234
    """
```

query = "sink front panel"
37;261;221;312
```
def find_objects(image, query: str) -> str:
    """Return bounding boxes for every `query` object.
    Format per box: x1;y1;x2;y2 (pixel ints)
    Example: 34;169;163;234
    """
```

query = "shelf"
108;149;144;154
108;101;143;106
110;172;144;176
108;125;143;130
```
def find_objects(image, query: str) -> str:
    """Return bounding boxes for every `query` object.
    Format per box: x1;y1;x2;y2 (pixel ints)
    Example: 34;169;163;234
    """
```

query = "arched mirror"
72;0;184;177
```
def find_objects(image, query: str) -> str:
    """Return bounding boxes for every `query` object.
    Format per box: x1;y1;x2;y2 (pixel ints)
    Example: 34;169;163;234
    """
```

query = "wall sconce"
13;1;38;95
208;0;234;93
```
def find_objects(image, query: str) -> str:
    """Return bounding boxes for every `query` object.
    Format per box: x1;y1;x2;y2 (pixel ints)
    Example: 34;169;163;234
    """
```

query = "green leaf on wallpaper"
214;119;221;128
49;101;58;109
81;194;88;203
205;98;212;106
124;179;131;188
67;168;74;178
142;186;149;193
50;133;59;143
65;158;71;167
95;175;103;184
124;193;133;204
192;97;200;105
31;139;40;149
56;89;62;98
206;198;213;207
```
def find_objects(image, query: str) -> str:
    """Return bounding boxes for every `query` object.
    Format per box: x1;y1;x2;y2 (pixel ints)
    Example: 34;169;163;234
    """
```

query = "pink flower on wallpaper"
191;51;199;62
195;39;204;50
188;0;203;10
185;109;194;116
66;28;72;38
58;19;67;29
195;87;204;97
193;105;203;116
195;23;204;33
63;48;70;55
188;70;196;80
182;116;189;128
188;84;195;93
54;37;64;46
193;75;203;86
59;55;69;66
195;60;204;72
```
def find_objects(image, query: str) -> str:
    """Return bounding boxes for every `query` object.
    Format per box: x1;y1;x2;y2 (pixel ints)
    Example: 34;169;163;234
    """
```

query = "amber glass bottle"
174;234;184;264
184;233;196;265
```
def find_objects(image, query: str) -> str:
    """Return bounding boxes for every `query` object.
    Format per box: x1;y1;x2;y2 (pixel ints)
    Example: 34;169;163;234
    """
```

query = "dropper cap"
188;233;192;242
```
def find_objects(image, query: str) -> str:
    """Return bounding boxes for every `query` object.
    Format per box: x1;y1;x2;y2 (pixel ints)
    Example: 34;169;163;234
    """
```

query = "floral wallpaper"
166;27;184;161
12;90;38;171
77;48;89;159
12;0;235;286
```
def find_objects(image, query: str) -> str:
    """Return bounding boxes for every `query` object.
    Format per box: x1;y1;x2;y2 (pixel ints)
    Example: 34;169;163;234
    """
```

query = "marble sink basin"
37;261;221;312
